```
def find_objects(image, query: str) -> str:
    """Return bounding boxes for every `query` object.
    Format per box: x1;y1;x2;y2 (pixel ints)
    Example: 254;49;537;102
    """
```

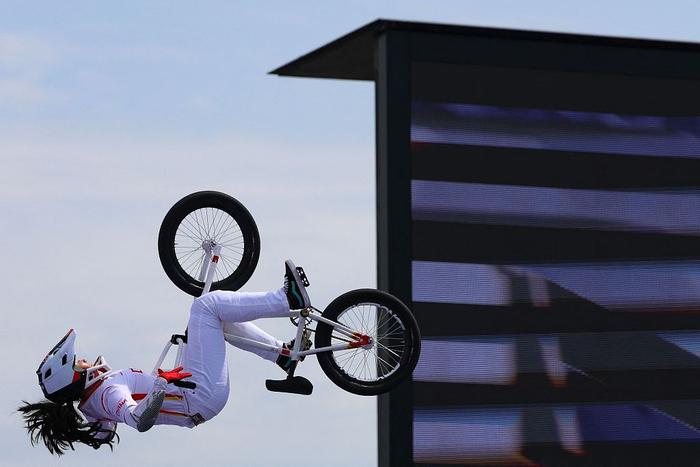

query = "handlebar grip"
172;380;197;389
170;333;188;345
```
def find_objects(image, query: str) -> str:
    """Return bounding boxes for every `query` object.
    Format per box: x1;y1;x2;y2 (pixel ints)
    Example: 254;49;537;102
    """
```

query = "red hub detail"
348;333;371;349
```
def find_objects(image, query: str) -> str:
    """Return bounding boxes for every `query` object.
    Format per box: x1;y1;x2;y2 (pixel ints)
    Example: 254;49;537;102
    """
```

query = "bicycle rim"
328;302;409;383
174;207;245;283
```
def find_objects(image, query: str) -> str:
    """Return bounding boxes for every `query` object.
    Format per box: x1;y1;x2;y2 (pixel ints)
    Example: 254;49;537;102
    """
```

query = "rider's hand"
157;366;192;384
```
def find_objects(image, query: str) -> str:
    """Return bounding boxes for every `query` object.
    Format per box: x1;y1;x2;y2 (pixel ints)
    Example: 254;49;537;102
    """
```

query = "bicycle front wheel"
158;191;260;296
315;289;421;396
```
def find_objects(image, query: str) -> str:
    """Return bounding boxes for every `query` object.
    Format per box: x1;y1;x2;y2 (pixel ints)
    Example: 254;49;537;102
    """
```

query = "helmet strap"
84;356;113;389
72;400;91;428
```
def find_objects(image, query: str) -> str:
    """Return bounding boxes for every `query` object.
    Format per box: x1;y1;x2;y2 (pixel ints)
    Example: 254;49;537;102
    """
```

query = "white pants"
181;289;289;421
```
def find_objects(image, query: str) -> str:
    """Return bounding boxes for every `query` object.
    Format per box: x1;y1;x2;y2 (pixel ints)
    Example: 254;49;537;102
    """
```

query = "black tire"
158;191;260;296
315;289;421;396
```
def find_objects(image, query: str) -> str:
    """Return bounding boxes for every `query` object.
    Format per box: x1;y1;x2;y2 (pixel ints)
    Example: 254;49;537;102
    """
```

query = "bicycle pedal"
296;267;310;287
265;376;313;395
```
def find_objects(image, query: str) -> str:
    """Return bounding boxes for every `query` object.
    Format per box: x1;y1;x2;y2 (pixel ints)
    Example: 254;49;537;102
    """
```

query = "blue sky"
2;1;700;466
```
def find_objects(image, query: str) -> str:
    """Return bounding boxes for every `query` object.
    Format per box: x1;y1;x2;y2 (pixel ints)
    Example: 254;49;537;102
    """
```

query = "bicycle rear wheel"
315;289;421;396
158;191;260;296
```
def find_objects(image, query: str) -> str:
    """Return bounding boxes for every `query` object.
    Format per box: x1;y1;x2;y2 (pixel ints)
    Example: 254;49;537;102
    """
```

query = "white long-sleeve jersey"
79;368;196;431
75;289;290;436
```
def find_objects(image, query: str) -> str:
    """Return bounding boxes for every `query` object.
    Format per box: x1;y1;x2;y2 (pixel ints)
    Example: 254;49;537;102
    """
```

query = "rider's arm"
100;378;167;432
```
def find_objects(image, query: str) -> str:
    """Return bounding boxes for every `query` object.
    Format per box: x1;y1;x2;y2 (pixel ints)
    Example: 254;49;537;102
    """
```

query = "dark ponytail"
18;400;119;455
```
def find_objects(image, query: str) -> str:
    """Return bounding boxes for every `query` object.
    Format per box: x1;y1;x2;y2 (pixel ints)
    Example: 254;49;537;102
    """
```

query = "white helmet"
36;329;112;404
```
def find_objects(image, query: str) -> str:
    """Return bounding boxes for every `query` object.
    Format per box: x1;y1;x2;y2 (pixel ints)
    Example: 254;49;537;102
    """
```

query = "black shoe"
276;331;312;371
283;259;311;310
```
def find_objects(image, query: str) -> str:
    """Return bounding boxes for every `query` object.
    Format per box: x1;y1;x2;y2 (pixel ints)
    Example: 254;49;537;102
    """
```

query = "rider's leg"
180;262;311;419
193;258;311;324
194;289;289;323
179;290;288;420
223;321;282;362
179;300;229;421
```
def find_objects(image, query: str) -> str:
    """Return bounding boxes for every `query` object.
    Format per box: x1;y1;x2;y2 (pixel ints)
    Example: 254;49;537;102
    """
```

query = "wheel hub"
201;239;216;252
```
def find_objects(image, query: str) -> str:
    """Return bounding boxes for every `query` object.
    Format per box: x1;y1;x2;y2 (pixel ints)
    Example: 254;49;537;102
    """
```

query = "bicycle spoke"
352;350;368;378
378;321;404;339
221;245;244;257
342;308;362;334
329;301;407;383
211;208;226;239
202;208;210;238
359;350;372;380
176;248;202;266
205;208;215;238
174;243;202;255
375;348;393;377
220;255;240;270
181;251;206;276
191;209;206;240
175;225;203;244
335;350;360;365
182;216;205;241
344;350;362;374
173;206;252;284
217;230;244;244
375;341;402;360
174;244;201;253
218;256;232;279
376;308;398;331
216;213;236;239
331;334;354;344
178;248;203;269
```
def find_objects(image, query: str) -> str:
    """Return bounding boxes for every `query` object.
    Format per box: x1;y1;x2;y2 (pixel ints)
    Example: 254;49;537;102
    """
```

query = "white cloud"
0;32;59;72
0;32;61;106
0;77;45;104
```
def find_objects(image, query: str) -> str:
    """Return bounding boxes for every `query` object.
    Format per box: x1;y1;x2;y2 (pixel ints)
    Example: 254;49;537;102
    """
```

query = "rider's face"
75;358;91;370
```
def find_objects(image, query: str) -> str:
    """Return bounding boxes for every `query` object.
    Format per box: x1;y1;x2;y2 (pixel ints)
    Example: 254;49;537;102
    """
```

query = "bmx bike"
152;191;421;396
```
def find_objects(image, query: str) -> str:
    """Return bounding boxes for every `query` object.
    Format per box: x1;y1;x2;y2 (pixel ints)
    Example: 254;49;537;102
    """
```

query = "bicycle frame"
152;245;372;374
224;308;372;359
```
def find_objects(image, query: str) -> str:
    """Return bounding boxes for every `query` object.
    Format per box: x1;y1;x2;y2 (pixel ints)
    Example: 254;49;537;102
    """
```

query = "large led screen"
411;62;700;465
